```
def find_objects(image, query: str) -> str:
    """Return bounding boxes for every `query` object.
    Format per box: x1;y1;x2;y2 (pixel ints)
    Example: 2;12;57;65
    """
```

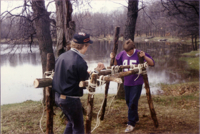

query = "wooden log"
103;76;122;84
34;64;142;88
111;69;139;78
86;73;97;134
35;75;122;89
100;26;120;120
79;80;89;88
99;63;142;76
34;78;52;88
45;53;55;134
98;70;112;76
137;52;159;128
106;64;140;70
79;76;123;88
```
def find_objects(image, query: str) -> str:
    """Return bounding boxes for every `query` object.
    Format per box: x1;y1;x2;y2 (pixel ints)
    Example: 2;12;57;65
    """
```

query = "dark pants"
124;85;142;127
55;92;84;134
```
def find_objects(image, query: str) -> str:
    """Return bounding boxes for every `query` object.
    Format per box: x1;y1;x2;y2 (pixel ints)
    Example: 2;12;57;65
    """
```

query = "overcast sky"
1;0;128;14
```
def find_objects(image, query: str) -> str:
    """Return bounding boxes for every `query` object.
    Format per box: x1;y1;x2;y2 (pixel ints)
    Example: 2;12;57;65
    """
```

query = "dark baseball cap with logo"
73;32;93;44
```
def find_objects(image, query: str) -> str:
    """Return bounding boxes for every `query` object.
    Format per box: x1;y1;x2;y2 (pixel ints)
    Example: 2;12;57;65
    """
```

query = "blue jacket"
52;49;89;96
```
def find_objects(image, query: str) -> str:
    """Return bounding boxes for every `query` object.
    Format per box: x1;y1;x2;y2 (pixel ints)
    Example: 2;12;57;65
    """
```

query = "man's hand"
139;51;154;66
139;51;146;58
110;52;115;59
95;62;105;72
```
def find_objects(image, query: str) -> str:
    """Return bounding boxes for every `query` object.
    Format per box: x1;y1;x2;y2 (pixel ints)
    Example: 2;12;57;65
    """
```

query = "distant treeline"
1;1;198;44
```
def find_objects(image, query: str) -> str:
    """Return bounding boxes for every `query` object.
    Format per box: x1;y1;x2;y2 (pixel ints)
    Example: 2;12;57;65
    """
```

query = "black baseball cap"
73;32;93;44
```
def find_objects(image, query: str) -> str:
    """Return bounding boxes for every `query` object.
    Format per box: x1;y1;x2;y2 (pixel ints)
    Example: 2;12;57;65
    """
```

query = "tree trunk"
118;0;138;99
32;0;54;103
124;0;138;41
55;0;75;57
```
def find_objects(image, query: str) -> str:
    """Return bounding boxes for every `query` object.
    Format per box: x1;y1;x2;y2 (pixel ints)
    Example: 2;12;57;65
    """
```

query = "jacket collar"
71;48;85;58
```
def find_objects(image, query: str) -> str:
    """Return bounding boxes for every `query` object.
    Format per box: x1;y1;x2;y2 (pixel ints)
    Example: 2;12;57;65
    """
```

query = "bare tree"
31;0;54;72
161;0;199;50
1;0;55;104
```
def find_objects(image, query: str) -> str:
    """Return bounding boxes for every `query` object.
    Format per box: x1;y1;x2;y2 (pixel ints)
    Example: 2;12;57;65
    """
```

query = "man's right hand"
95;62;106;72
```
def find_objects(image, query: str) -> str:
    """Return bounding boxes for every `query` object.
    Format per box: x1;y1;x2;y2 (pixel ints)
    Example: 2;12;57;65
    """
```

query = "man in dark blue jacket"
52;32;103;134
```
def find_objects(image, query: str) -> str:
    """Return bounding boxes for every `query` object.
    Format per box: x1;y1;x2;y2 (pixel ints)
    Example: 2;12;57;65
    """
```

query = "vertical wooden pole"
86;73;97;134
100;26;120;120
46;53;55;134
195;34;197;50
137;52;159;128
192;35;194;50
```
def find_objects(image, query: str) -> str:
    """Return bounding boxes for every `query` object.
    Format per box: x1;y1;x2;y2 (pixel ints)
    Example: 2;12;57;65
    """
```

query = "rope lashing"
86;75;107;98
129;62;148;81
142;62;148;75
97;75;106;86
111;65;120;75
86;80;96;98
44;70;54;79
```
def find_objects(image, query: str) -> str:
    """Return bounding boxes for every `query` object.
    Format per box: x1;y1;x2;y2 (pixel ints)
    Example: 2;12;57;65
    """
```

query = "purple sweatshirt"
116;49;154;86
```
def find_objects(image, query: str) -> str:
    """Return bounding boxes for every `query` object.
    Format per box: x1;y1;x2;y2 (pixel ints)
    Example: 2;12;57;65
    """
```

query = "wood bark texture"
85;73;97;134
137;52;159;128
32;0;54;105
34;66;140;88
55;0;74;57
34;78;52;88
100;27;120;120
45;53;55;134
79;76;122;88
124;0;138;41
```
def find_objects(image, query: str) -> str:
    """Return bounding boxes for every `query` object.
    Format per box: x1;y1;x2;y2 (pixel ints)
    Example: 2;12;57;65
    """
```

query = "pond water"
1;41;193;105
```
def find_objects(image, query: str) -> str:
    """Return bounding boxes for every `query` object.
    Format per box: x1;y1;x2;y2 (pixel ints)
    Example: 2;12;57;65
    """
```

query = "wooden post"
100;26;120;120
137;52;159;128
46;53;55;134
85;73;98;134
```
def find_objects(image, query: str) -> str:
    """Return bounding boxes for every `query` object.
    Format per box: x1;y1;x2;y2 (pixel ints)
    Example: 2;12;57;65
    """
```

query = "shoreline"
1;35;198;44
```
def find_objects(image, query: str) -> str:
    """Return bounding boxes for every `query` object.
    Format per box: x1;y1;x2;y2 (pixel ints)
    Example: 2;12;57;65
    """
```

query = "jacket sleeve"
78;61;90;81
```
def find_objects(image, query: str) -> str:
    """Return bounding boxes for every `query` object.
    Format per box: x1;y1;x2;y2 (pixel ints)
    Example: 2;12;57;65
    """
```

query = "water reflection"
1;41;194;105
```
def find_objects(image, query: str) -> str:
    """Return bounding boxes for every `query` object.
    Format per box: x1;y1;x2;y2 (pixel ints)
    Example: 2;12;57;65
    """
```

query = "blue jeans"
124;85;142;127
55;92;84;134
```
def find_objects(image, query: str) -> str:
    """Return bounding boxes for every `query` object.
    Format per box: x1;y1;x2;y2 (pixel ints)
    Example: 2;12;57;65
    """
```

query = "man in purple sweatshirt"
111;39;155;133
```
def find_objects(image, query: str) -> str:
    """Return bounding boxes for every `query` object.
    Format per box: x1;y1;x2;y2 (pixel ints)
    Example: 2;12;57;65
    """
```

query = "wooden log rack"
34;60;159;133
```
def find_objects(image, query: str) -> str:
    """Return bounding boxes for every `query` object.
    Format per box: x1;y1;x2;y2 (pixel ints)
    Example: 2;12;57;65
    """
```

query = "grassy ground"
179;50;199;71
1;44;199;134
1;85;199;134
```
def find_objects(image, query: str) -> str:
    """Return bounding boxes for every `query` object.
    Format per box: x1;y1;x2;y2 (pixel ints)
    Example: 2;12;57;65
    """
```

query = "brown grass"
1;87;199;134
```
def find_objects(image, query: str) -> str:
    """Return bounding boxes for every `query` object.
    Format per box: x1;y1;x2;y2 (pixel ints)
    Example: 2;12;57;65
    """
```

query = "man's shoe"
125;125;134;133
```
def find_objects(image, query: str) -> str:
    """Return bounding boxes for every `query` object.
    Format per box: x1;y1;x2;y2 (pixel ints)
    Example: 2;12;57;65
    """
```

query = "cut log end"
34;79;39;88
